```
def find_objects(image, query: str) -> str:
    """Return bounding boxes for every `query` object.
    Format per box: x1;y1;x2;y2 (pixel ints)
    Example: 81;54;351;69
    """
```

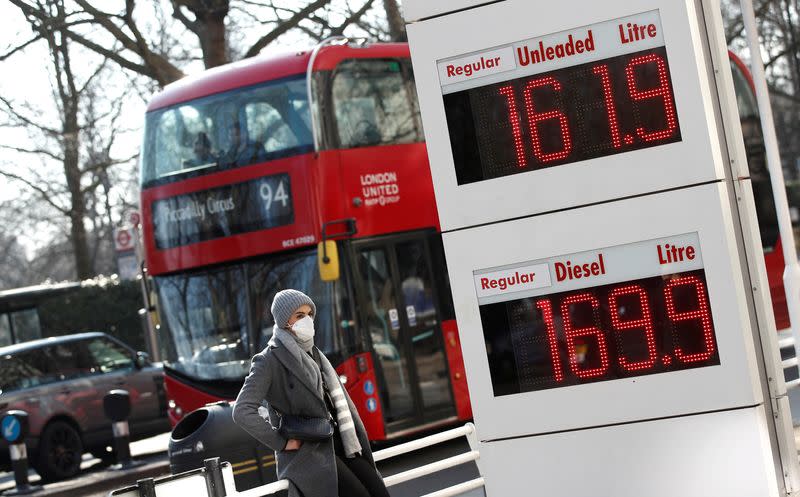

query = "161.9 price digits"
498;53;679;167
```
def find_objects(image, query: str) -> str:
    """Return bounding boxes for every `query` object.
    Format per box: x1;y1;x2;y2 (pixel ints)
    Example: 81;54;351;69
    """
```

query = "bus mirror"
318;241;340;281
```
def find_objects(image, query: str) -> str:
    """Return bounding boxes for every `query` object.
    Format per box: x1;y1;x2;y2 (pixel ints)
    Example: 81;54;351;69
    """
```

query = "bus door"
351;232;456;433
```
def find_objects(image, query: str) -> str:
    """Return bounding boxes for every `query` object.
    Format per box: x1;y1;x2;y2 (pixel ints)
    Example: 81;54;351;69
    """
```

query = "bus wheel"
35;420;83;481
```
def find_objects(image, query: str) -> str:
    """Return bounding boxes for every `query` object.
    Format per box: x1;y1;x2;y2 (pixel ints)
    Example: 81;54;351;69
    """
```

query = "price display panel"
407;0;728;230
479;235;718;397
443;184;762;439
446;46;681;184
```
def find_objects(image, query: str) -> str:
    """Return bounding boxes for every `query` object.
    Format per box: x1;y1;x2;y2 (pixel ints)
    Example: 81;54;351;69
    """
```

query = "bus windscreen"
141;76;313;186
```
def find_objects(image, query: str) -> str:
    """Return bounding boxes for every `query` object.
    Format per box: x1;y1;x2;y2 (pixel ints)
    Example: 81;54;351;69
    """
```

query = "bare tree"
8;0;389;88
382;0;405;41
723;0;800;175
0;0;137;280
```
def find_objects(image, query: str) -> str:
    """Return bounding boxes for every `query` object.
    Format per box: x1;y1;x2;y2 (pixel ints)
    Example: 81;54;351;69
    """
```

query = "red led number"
626;54;679;142
608;285;657;371
536;299;564;382
524;77;573;163
592;64;623;149
560;293;609;378
498;86;527;169
664;276;715;363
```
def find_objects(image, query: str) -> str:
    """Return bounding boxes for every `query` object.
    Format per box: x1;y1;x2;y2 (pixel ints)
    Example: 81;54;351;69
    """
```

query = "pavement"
5;390;800;497
0;433;171;497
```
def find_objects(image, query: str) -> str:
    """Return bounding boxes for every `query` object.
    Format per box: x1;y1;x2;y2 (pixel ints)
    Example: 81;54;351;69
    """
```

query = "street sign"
114;227;135;252
1;416;21;443
127;210;141;227
405;0;798;495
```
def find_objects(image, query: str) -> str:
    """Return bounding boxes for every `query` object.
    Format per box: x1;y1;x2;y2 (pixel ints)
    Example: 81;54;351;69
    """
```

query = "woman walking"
233;289;390;497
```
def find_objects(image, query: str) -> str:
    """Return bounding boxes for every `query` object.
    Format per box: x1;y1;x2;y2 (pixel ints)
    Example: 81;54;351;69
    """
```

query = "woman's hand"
285;439;303;451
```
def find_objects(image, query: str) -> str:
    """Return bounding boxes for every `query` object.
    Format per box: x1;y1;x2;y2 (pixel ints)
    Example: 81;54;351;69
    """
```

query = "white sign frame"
407;0;726;231
443;182;762;440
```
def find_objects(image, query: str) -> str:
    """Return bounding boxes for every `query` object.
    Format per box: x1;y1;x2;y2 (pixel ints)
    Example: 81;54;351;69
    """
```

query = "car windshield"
141;75;312;186
155;250;348;381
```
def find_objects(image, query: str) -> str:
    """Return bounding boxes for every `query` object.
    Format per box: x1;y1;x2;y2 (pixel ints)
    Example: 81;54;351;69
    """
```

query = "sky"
0;1;374;258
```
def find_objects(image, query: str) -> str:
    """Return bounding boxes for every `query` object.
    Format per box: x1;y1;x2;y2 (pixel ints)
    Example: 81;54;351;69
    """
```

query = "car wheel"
35;420;83;481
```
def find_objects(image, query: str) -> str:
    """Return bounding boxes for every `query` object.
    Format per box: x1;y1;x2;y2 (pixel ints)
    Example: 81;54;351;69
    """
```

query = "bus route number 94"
260;179;289;212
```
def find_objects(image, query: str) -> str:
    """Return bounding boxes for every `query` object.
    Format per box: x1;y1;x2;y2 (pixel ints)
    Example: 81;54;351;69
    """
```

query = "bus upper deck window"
332;59;422;148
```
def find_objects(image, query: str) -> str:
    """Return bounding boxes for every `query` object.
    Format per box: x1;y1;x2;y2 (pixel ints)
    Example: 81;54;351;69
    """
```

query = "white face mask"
290;315;315;342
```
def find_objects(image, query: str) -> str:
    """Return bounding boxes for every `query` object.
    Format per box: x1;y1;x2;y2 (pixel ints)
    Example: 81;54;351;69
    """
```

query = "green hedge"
38;279;146;351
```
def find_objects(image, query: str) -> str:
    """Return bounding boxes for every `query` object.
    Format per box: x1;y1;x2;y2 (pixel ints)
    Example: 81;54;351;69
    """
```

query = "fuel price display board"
477;234;718;396
446;46;681;184
441;11;682;184
442;183;763;439
409;4;729;231
406;0;796;494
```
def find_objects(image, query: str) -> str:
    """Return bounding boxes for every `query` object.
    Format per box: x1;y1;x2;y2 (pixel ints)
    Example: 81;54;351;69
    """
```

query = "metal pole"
739;0;800;364
204;458;227;497
134;222;161;362
112;420;133;467
137;477;157;497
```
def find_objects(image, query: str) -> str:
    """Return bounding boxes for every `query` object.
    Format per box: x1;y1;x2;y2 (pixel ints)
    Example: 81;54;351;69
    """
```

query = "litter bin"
169;401;280;492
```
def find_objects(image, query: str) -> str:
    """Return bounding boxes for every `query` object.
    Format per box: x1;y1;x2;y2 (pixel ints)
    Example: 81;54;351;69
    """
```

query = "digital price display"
475;233;719;396
439;11;681;185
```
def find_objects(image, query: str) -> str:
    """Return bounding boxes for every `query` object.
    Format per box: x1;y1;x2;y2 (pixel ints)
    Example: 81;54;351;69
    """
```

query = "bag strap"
311;347;322;369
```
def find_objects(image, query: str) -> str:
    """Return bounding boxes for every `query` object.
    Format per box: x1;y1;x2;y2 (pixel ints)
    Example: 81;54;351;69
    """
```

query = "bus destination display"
438;11;681;184
152;173;294;249
474;233;719;396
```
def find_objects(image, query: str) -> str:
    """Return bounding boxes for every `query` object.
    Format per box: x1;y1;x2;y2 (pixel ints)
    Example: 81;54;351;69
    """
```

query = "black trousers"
333;428;390;497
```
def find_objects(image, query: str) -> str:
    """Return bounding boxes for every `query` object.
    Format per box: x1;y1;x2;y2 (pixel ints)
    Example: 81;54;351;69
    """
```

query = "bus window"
248;250;352;358
11;308;41;343
155;266;250;380
332;59;422;148
245;95;311;155
0;314;11;347
142;76;312;186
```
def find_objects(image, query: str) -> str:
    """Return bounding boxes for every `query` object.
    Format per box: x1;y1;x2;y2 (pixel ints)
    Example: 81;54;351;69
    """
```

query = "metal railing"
111;423;485;497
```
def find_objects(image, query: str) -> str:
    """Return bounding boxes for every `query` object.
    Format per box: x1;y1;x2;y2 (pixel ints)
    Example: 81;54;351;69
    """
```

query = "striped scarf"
274;328;362;458
317;351;363;458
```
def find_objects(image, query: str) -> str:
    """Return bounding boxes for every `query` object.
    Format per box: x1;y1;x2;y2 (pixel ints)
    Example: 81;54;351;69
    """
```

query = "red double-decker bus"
138;39;471;441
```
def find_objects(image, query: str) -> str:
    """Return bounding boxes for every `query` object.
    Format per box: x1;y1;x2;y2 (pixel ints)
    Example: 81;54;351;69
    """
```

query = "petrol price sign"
442;14;682;184
477;234;719;395
408;4;731;232
406;0;798;495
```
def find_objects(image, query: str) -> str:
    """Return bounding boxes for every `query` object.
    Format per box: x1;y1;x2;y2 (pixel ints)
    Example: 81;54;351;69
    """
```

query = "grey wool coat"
232;340;376;497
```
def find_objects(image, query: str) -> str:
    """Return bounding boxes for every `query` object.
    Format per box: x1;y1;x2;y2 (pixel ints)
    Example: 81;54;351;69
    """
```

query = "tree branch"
329;0;376;37
0;34;45;61
244;0;332;58
0;169;69;214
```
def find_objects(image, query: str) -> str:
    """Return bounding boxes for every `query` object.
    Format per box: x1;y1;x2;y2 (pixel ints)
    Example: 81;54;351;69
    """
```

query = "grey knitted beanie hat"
271;289;316;329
